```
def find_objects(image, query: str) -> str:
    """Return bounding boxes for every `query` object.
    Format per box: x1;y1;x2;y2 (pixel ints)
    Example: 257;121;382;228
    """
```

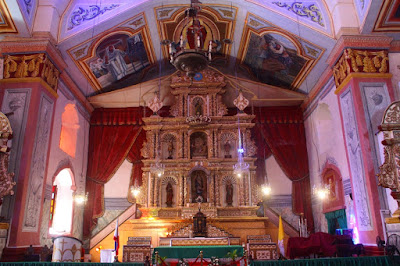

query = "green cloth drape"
251;256;392;266
154;245;243;259
325;209;347;235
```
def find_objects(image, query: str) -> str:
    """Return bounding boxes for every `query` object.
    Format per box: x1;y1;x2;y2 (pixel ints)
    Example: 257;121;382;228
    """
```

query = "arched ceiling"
2;0;397;108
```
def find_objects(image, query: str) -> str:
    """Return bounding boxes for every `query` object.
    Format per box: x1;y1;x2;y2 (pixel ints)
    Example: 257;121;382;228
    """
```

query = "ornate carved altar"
377;101;400;237
0;112;15;203
140;69;260;218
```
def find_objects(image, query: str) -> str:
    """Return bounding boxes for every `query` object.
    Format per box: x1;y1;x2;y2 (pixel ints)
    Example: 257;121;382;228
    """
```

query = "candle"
197;36;201;48
208;40;212;52
180;35;183;48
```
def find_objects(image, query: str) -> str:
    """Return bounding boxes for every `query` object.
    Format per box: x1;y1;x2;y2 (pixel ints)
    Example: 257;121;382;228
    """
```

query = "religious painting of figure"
191;170;207;203
190;132;208;158
243;33;306;89
87;32;150;89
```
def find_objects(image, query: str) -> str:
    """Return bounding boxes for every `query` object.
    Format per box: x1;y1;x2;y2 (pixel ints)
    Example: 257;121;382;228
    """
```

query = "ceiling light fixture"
162;0;230;78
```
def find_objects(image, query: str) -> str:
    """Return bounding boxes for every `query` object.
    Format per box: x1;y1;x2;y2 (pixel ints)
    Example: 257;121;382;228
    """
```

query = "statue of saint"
226;183;233;206
167;139;174;159
166;182;173;207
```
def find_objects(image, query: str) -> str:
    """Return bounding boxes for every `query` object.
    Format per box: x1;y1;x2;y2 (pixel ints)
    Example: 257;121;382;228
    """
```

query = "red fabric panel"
254;107;314;232
287;232;337;259
84;107;145;237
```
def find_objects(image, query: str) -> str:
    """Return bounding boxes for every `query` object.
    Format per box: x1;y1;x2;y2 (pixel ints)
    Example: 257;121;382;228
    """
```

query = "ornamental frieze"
332;49;389;88
3;53;59;92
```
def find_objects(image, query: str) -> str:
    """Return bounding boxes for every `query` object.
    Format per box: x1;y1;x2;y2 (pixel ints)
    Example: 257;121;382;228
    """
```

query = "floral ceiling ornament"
233;91;249;113
147;94;163;115
68;4;120;30
272;2;324;27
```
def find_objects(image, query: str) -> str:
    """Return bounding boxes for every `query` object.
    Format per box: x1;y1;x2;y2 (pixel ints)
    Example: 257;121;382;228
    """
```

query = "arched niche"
160;176;178;208
190;131;208;159
59;104;79;158
221;176;238;207
321;162;345;214
188;167;210;203
49;168;75;235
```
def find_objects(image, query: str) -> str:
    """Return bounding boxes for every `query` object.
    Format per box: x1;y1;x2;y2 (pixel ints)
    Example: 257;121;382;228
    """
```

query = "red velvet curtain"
255;107;314;232
83;108;145;237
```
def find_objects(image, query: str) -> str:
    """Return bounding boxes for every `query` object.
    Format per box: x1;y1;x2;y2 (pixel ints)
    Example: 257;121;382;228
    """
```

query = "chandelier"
163;0;229;78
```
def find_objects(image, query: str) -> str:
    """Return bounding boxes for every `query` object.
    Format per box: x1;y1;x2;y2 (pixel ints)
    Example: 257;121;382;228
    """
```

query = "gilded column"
209;171;214;204
179;174;184;206
215;173;221;206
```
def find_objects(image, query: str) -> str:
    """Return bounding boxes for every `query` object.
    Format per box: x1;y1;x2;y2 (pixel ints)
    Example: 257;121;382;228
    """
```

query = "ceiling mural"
16;0;36;31
58;0;149;42
246;0;334;38
67;12;156;92
155;4;237;60
0;0;17;34
238;13;324;91
374;0;400;31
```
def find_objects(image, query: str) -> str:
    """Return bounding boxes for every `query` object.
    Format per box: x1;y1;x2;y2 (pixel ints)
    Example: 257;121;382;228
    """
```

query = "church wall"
304;79;351;233
265;155;292;195
40;81;90;245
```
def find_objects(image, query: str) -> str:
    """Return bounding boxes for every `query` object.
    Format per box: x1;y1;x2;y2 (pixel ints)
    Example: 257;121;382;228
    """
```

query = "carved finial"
233;91;249;114
147;94;163;115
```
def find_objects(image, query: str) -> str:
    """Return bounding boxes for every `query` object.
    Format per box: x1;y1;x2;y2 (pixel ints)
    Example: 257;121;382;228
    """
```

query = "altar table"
154;245;243;259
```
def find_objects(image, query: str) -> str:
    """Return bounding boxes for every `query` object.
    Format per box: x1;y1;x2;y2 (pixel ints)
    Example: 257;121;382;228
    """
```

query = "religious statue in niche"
166;182;173;207
167;139;174;159
191;170;207;203
226;182;233;206
193;97;204;116
190;132;208;158
327;175;337;201
224;141;232;158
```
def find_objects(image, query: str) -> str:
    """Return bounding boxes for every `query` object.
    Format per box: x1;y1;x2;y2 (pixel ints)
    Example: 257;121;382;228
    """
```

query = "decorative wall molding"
22;93;54;232
333;49;389;89
343;179;352;195
3;54;60;93
340;88;372;231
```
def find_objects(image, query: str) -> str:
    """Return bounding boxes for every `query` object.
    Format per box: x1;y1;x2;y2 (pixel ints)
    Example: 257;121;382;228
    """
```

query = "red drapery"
255;107;314;232
83;108;145;237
